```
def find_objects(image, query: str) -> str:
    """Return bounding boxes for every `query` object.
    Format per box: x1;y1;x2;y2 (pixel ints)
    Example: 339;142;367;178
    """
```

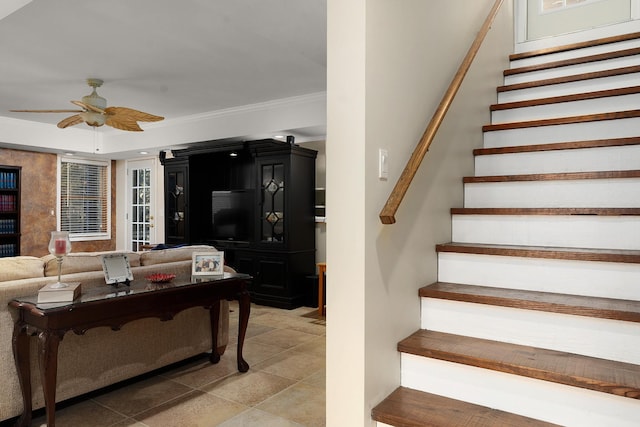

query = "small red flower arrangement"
145;273;176;283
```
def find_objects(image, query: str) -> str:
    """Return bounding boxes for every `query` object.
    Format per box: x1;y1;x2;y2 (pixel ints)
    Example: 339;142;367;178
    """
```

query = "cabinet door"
256;256;288;293
248;251;315;309
164;162;188;244
233;251;255;277
258;160;286;245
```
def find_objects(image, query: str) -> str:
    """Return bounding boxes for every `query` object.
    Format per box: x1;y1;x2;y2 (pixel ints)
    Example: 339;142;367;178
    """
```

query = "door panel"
127;159;156;251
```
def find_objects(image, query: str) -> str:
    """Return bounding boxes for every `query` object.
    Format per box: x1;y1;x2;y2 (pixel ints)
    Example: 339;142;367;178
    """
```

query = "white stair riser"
475;145;640;175
483;117;640;148
420;298;640;364
452;215;640;250
437;252;640;301
504;55;640;85
491;93;640;124
510;39;640;68
401;354;640;427
498;72;640;103
464;179;640;208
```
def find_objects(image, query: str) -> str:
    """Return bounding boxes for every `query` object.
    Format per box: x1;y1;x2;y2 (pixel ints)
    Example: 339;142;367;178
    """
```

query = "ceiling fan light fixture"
81;111;105;127
81;89;107;110
82;79;107;110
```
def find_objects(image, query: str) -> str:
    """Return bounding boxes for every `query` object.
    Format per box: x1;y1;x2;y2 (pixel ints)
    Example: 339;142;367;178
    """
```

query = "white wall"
326;0;513;425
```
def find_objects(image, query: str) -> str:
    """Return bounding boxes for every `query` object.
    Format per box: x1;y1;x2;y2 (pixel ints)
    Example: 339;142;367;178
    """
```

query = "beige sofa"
0;245;231;423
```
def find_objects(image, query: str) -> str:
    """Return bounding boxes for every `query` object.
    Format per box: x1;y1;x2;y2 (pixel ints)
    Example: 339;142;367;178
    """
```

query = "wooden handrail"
379;0;505;225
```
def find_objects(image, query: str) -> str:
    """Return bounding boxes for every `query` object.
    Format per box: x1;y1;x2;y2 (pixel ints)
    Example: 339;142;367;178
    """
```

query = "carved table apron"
10;273;251;427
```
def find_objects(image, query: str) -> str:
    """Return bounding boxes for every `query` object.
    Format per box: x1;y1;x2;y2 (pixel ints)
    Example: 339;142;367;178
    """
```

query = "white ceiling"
0;0;326;158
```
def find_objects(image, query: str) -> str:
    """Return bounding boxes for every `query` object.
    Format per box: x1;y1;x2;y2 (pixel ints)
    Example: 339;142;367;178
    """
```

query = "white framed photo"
102;253;134;285
192;251;224;276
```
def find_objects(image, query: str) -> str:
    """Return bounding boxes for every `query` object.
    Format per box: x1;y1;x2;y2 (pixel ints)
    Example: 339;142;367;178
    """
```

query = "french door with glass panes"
128;159;157;251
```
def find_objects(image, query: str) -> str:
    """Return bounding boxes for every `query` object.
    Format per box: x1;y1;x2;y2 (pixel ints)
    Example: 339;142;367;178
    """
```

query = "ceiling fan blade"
10;109;83;113
104;107;164;132
105;107;164;123
57;114;85;129
71;100;105;114
105;118;143;132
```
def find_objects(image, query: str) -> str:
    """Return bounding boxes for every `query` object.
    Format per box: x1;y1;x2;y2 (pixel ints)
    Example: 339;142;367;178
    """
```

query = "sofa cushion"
140;245;217;266
0;256;45;282
42;252;141;277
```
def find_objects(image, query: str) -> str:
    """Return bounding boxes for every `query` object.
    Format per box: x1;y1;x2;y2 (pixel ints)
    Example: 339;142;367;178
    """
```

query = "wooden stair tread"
498;65;640;93
490;85;640;111
482;109;640;132
504;46;640;76
474;136;640;156
510;32;640;61
450;207;640;216
463;169;640;183
398;330;640;399
435;242;640;264
371;386;559;427
420;282;640;323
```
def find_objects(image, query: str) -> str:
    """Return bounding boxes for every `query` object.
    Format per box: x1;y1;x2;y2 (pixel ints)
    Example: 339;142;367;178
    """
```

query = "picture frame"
192;251;224;276
102;253;134;285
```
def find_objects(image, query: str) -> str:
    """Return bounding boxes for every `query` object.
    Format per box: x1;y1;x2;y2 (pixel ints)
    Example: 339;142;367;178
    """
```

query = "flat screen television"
211;190;254;242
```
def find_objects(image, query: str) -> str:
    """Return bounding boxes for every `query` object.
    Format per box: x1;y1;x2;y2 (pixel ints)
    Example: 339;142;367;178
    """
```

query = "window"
542;0;591;12
58;156;111;240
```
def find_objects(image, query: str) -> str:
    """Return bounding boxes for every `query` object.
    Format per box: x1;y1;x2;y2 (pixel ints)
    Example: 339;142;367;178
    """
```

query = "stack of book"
38;282;82;303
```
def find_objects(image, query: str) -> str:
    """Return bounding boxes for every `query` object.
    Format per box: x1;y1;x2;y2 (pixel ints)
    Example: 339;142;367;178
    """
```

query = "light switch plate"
379;148;388;180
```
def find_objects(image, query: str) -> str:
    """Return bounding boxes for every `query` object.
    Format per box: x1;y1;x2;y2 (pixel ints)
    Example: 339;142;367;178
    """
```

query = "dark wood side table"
10;272;251;427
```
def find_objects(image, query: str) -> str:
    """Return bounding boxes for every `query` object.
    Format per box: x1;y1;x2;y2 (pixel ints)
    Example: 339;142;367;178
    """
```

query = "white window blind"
59;157;111;240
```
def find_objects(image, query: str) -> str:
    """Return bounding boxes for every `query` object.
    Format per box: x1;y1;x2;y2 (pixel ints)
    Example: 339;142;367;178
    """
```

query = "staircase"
372;33;640;426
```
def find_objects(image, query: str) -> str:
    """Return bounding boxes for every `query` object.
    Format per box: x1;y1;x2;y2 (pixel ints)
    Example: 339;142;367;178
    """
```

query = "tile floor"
6;302;325;427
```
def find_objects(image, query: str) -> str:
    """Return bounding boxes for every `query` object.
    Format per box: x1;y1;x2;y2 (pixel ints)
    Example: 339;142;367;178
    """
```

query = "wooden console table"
10;272;251;427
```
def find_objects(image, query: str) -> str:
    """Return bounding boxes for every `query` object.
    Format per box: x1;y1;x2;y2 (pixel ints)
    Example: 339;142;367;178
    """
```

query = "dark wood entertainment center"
163;139;317;309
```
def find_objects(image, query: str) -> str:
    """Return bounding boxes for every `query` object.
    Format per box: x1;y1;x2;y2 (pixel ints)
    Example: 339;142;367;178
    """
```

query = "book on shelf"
0;219;16;234
0;194;16;212
0;243;17;257
0;172;16;189
37;282;82;303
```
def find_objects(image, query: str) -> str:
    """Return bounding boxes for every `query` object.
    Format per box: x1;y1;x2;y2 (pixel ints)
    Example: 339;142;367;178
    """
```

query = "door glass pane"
261;163;285;243
166;170;186;240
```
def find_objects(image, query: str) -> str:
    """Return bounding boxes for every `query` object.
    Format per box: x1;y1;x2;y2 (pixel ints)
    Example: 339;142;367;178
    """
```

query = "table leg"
12;322;32;427
38;330;62;427
236;287;250;372
209;299;221;364
318;264;326;317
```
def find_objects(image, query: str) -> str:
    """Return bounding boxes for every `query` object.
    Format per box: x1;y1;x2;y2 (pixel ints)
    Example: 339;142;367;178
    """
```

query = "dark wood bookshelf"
0;165;20;257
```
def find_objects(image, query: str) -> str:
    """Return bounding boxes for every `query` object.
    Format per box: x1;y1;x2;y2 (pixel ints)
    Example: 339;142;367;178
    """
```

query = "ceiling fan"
10;78;164;132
